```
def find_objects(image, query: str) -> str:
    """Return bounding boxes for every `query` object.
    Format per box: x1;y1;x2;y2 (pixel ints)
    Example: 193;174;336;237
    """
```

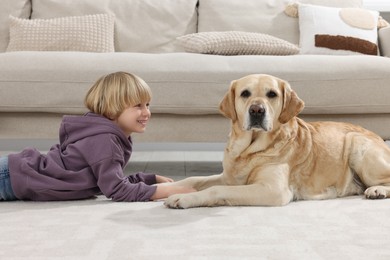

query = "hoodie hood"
59;112;132;151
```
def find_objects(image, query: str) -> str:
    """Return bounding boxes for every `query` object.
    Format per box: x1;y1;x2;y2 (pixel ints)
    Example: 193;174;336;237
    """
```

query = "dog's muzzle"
247;104;268;131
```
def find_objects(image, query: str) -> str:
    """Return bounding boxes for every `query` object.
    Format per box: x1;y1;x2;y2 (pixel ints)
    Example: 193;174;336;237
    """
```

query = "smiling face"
84;72;153;137
115;102;151;136
219;74;304;133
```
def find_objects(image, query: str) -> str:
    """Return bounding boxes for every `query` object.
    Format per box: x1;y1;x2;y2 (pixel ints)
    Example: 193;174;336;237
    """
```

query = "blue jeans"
0;156;17;200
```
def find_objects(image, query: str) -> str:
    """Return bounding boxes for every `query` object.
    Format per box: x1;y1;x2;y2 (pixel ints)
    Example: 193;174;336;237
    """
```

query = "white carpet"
1;196;390;259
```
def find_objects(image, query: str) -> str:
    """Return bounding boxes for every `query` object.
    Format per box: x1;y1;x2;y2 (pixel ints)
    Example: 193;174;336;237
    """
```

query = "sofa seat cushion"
0;52;389;116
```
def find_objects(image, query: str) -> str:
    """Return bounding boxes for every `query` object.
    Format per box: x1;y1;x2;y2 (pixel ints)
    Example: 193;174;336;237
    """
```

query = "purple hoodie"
8;113;157;202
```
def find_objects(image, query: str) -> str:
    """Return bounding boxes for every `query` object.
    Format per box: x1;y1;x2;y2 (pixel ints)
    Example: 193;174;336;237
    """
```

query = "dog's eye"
240;90;251;98
267;91;277;98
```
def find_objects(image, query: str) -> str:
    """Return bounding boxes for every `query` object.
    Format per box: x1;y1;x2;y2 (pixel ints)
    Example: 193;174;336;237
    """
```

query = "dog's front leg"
164;183;293;209
169;174;225;191
164;164;292;209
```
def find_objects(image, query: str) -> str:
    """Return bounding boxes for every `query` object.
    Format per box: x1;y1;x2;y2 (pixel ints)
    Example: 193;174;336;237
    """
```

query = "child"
0;71;195;202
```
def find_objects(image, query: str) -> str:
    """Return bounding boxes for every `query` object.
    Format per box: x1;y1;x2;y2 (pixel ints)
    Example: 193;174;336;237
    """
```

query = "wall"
381;12;390;21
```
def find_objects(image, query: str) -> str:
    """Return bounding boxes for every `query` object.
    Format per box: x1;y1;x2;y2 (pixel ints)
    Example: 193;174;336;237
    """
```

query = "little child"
0;71;195;201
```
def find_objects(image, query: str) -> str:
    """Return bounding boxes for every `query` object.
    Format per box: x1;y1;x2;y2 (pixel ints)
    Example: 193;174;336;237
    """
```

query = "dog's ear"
219;80;237;121
278;80;304;124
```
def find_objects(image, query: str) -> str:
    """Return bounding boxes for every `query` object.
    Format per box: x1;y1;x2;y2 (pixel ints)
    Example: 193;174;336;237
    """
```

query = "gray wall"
381;12;390;21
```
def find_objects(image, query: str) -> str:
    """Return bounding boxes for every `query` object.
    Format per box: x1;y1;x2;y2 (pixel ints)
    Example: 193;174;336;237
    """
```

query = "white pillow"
177;31;299;55
6;14;115;52
298;4;379;55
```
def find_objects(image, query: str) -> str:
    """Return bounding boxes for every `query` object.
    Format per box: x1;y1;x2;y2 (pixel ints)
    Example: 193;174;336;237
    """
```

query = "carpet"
1;195;390;259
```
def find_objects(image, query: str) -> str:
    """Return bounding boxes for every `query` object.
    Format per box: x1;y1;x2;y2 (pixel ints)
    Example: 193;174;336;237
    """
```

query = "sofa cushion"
7;14;115;52
0;0;31;52
198;0;363;45
177;31;299;55
30;0;198;53
0;52;389;117
299;5;379;55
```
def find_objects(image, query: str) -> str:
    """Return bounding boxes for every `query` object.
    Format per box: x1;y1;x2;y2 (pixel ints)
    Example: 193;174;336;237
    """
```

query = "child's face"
115;102;151;136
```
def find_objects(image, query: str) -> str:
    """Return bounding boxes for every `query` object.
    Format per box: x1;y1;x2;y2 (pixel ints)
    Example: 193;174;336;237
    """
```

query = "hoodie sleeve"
128;172;157;185
91;158;157;202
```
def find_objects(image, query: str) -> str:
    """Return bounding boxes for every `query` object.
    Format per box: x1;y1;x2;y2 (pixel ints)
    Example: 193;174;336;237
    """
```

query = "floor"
3;147;390;260
2;143;390;259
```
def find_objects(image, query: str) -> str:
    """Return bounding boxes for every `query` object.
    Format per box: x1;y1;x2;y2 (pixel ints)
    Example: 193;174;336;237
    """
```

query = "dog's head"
219;74;304;132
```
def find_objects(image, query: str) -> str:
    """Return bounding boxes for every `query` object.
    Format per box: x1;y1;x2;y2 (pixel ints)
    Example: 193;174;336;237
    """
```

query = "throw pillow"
6;14;115;52
177;31;299;55
298;4;379;55
30;0;198;53
284;2;389;29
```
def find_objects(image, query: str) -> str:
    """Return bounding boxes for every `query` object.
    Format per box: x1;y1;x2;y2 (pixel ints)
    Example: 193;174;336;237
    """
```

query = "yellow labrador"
164;74;390;209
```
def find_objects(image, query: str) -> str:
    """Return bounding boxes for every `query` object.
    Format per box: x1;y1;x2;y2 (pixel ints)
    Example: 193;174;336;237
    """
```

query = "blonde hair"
84;71;152;119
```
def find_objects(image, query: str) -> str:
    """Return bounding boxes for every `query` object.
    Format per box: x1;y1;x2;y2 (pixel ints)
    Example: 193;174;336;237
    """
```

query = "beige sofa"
1;0;390;147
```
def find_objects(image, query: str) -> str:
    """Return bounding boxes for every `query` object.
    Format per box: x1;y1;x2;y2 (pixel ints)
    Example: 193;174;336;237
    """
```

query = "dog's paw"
164;194;195;209
364;186;387;199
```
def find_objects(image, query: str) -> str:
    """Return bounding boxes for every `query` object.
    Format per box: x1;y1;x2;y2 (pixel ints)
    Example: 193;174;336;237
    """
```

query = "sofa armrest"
379;27;390;57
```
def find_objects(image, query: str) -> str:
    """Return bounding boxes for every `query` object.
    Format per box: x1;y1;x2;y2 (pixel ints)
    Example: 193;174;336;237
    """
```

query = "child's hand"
156;175;174;183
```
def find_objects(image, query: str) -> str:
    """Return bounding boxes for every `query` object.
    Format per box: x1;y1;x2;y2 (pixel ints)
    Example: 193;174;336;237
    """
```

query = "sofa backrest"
0;0;365;53
30;0;198;53
198;0;363;45
0;0;31;52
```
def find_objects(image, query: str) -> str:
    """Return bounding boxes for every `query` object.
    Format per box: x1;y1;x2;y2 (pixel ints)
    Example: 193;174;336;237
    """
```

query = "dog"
164;74;390;209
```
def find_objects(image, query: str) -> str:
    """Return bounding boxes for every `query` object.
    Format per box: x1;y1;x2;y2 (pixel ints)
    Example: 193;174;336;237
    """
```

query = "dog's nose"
249;104;265;117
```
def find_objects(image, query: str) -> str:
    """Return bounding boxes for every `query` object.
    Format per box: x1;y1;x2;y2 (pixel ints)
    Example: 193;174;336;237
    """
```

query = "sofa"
1;0;390;147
